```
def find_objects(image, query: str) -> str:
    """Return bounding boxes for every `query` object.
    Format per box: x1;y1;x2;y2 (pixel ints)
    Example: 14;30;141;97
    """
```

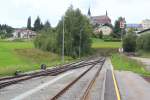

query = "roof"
14;29;36;35
137;28;150;34
126;24;143;28
91;15;111;25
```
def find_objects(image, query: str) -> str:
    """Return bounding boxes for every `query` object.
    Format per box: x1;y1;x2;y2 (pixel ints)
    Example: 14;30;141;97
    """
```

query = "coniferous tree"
27;16;31;29
34;16;42;31
44;20;51;29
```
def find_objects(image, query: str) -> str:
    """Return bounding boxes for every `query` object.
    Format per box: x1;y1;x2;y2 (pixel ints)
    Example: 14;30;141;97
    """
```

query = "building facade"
94;26;112;35
141;19;150;29
126;24;143;32
12;29;36;39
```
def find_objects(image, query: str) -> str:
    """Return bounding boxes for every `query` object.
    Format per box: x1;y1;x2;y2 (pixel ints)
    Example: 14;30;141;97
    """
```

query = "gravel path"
115;71;150;100
130;57;150;71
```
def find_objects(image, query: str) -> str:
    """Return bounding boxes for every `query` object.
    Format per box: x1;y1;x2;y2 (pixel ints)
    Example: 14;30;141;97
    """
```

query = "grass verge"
92;38;121;49
111;53;150;76
0;41;73;77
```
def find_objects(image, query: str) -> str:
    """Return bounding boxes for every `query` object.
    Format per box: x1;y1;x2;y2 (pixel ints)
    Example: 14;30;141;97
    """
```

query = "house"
94;26;112;35
137;28;150;36
88;9;113;35
12;29;37;39
141;19;150;29
126;24;143;29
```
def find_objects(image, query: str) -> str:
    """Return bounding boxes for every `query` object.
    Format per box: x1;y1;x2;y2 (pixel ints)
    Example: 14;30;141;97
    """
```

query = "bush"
136;33;150;51
98;31;103;39
12;39;24;42
123;33;137;52
103;35;121;42
34;31;57;53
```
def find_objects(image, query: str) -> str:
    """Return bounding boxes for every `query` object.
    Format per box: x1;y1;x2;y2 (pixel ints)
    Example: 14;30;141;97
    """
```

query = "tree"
44;20;51;28
34;16;43;31
123;32;137;52
136;32;150;51
27;16;31;29
56;6;92;57
98;31;103;39
35;6;93;58
0;24;13;38
113;17;126;38
42;20;51;31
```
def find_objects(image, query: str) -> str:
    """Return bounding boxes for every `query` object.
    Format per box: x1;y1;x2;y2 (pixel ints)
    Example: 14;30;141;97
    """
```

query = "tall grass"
111;53;150;76
0;41;73;76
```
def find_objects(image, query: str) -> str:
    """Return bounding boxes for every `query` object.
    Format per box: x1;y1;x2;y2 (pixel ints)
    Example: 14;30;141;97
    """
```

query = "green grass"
0;41;73;76
92;38;121;49
111;53;150;76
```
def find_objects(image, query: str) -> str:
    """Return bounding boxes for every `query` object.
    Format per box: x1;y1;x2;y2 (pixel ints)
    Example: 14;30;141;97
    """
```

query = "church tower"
88;8;91;17
106;10;108;16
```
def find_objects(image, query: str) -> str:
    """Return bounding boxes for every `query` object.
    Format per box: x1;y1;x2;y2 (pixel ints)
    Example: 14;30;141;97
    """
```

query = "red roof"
91;15;111;25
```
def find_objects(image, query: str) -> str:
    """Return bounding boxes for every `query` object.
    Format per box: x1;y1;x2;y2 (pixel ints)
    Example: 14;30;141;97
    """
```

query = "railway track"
51;57;105;100
0;57;103;89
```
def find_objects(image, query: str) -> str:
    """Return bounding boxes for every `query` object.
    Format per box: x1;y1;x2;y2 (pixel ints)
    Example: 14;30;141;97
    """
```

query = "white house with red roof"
12;29;37;39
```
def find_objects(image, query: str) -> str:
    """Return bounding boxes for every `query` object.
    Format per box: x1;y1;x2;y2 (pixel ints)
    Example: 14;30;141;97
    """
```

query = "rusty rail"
50;57;105;100
0;57;102;89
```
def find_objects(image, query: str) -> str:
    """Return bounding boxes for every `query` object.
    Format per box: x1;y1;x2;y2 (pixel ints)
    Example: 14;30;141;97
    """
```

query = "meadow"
91;38;150;76
0;40;72;76
1;38;147;77
91;38;121;49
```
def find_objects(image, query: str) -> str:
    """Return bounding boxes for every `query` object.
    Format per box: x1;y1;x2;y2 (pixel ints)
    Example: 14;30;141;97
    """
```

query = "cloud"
0;0;150;27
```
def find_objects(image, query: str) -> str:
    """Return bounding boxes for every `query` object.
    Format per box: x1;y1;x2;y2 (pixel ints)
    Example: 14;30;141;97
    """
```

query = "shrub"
12;39;24;42
123;32;137;52
34;31;57;53
136;33;150;51
103;35;121;42
98;31;103;39
136;35;144;50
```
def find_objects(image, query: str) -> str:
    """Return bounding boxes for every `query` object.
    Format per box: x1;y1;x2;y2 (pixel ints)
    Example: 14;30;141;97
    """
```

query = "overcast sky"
0;0;150;28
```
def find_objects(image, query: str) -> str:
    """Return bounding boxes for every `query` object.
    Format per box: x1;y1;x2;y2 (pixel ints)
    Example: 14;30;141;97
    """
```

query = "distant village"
87;8;150;36
0;9;150;40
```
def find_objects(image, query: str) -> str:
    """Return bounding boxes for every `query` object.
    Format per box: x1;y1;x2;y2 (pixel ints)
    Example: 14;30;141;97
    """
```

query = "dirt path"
130;57;150;71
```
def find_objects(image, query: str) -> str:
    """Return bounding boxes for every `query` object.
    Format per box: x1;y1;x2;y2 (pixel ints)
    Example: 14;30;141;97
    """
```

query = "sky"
0;0;150;28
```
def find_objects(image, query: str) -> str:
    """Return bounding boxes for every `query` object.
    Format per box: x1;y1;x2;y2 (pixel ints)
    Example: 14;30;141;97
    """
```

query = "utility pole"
79;28;83;58
119;18;126;52
62;16;65;63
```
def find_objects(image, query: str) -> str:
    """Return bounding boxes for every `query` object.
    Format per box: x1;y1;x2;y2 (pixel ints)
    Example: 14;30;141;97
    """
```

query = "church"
88;8;113;35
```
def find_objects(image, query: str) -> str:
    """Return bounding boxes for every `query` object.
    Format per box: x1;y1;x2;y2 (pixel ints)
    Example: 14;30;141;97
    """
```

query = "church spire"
88;8;91;17
106;10;108;16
